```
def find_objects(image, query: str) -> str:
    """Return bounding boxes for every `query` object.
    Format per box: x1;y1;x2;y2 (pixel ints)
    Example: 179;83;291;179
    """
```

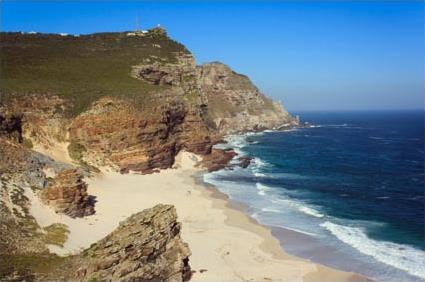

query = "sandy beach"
26;152;369;282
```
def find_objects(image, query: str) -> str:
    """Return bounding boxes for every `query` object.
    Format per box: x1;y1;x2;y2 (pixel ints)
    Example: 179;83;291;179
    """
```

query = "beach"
26;151;367;282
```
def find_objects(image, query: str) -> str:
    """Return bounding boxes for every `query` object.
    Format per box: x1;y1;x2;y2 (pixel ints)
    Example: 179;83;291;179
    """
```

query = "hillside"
0;28;297;173
0;28;297;281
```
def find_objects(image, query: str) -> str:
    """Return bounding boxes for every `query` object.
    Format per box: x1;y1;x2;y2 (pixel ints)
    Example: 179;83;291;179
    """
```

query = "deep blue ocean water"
203;110;424;282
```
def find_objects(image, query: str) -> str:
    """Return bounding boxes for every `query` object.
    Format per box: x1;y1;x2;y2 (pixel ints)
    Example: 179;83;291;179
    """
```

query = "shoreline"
27;151;371;282
193;172;373;282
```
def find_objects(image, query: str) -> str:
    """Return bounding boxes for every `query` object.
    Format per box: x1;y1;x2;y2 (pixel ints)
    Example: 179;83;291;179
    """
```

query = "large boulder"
75;204;191;282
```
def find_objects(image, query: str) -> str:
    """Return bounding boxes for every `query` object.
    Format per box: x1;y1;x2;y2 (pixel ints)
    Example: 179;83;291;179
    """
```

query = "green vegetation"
22;137;33;149
0;254;66;280
0;30;189;115
42;223;69;247
67;141;86;162
67;141;100;173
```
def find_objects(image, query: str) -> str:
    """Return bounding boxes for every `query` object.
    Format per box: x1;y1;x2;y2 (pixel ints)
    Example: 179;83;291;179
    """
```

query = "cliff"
1;28;296;281
198;62;295;133
41;169;95;218
0;29;296;173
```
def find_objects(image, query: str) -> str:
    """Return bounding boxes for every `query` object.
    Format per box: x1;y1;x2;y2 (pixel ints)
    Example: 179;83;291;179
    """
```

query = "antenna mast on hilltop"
135;14;141;32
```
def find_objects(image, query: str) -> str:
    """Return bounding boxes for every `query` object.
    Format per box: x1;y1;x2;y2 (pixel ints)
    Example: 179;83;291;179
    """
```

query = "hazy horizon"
2;1;424;111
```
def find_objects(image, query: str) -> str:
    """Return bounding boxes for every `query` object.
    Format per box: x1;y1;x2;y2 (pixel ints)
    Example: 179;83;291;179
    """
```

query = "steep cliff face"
69;95;212;173
198;62;296;133
0;29;295;173
73;204;191;282
0;28;297;281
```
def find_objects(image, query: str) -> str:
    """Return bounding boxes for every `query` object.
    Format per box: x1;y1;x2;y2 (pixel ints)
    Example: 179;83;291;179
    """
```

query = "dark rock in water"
200;148;237;172
41;169;95;218
238;156;252;168
75;204;191;282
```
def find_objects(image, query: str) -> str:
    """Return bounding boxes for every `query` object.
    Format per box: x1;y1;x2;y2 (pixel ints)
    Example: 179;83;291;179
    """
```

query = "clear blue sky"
2;1;424;111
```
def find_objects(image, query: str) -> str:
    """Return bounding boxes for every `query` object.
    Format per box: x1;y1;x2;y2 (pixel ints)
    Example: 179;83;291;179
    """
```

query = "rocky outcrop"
69;97;212;173
74;204;191;282
1;31;296;174
0;113;23;143
41;169;95;218
198;62;297;133
2;95;70;149
200;148;237;172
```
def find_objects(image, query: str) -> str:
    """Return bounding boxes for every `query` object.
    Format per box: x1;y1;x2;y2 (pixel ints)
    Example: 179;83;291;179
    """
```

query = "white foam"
261;207;281;213
298;206;325;218
253;158;271;168
256;183;325;218
280;226;319;237
321;221;425;279
254;172;266;177
256;183;271;196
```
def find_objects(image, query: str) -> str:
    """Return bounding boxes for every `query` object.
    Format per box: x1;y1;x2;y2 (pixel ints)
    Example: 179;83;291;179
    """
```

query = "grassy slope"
0;30;188;115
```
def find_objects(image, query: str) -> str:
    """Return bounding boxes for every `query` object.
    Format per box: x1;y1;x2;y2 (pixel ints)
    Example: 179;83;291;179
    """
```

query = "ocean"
203;110;425;282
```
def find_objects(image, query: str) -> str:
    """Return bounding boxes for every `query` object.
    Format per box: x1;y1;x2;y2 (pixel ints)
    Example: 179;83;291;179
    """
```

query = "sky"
1;1;424;111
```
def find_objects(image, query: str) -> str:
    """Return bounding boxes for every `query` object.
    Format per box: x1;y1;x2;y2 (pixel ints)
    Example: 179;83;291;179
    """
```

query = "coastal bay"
26;151;367;282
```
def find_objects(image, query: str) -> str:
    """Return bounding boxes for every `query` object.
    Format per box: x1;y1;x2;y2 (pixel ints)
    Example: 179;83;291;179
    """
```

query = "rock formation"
198;62;296;134
74;204;191;282
69;96;212;173
41;169;95;218
0;30;296;174
0;28;298;281
200;148;237;172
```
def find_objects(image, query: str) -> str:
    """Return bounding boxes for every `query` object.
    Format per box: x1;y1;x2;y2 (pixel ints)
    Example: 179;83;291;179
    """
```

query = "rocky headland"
0;27;307;281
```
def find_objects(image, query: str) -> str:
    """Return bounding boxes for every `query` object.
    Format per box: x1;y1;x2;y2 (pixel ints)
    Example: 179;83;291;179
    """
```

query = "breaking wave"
321;221;425;279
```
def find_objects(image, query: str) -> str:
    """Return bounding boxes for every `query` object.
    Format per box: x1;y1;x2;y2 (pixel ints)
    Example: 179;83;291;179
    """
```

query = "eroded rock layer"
1;30;296;174
74;204;191;282
41;169;95;218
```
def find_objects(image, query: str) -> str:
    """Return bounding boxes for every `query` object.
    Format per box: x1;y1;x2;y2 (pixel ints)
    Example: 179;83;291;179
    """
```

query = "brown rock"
197;62;298;134
76;204;191;282
41;169;95;218
200;148;237;172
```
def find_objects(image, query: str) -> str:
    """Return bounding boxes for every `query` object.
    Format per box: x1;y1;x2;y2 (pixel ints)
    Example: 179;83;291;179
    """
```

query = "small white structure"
59;33;68;36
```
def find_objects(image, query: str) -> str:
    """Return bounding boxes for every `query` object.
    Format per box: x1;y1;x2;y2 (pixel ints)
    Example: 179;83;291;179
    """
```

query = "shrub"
42;223;69;247
22;137;33;149
67;141;86;161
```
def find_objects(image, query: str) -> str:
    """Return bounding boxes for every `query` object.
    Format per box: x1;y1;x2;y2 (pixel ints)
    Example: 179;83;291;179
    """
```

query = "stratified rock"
200;148;237;172
41;169;95;218
198;62;297;134
1;32;297;174
75;204;191;282
69;96;212;174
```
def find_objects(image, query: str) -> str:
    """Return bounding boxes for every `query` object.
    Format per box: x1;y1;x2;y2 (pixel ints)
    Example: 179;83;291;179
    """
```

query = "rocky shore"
0;28;362;282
